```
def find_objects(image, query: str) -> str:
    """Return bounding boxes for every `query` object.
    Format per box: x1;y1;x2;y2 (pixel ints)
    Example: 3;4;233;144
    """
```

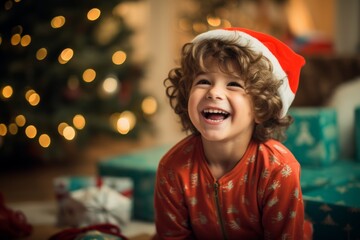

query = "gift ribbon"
48;223;128;240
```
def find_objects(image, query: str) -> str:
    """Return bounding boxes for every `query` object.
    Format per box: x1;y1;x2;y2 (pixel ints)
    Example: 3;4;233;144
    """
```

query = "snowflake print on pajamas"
272;211;284;222
190;173;198;188
268;180;281;191
281;164;292;177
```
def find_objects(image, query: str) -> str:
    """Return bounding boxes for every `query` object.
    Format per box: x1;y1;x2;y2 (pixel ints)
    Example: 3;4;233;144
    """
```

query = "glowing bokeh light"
15;115;26;127
39;134;51;148
73;114;86;130
25;125;37;138
112;51;126;65
142;96;158;115
82;68;96;82
2;85;13;99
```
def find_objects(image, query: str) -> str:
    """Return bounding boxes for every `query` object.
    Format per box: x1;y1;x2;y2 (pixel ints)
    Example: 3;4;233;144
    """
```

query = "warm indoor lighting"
58;48;74;64
39;134;51;148
2;85;13;99
63;126;76;140
25;125;37;138
15;115;26;127
142;96;158;115
36;48;48;60
102;76;118;94
112;51;127;65
73;114;86;130
87;8;101;21
8;123;18;135
20;34;31;47
27;92;40;106
0;124;7;136
10;33;21;45
51;16;66;28
117;117;130;134
82;68;96;82
58;122;68;136
207;16;221;27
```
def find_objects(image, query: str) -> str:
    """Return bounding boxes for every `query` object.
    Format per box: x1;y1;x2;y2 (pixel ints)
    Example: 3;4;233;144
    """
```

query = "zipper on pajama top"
214;181;227;240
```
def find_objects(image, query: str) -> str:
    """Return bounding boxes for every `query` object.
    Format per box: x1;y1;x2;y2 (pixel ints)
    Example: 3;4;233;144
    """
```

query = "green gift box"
284;107;340;167
355;106;360;162
97;145;170;221
303;177;360;240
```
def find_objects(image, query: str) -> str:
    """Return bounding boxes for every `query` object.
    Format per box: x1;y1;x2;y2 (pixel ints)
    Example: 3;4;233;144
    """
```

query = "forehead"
200;57;241;76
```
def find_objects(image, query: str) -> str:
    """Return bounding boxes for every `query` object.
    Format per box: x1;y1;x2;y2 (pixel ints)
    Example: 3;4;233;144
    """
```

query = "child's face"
188;58;256;143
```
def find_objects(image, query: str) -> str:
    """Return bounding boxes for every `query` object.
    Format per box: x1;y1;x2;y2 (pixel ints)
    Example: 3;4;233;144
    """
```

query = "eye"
227;81;244;88
195;79;211;85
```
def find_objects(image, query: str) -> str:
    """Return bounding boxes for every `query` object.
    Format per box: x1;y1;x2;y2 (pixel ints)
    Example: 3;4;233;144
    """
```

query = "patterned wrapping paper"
97;145;170;221
53;176;133;227
284;107;340;167
303;177;360;240
355;106;360;162
301;160;360;192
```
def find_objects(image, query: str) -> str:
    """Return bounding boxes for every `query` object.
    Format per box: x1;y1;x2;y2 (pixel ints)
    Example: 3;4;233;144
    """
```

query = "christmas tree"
0;0;156;164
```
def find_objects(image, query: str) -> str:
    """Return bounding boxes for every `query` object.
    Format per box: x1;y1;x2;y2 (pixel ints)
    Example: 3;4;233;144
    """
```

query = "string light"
63;126;76;140
39;134;51;148
207;16;221;27
2;85;13;99
73;114;86;130
87;8;101;21
58;122;68;136
26;90;40;106
36;48;48;60
102;76;118;94
58;48;74;64
142;96;158;115
0;124;7;136
51;16;66;28
10;33;21;46
20;34;31;47
8;123;18;135
15;115;26;127
25;125;37;138
112;51;127;65
82;68;96;82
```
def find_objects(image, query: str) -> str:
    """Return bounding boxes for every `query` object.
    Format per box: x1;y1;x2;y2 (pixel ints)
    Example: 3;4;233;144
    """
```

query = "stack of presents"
56;106;360;239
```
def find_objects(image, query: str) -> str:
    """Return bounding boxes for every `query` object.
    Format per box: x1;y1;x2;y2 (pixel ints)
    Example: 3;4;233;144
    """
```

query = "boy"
154;28;312;239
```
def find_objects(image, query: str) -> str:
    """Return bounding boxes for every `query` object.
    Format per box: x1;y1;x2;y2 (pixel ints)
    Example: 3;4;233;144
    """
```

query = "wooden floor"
0;136;155;239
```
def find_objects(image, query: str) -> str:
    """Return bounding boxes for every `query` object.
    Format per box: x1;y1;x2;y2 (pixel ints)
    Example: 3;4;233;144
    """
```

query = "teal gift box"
97;145;170;221
355;106;360;162
303;178;360;240
301;160;360;192
284;107;340;167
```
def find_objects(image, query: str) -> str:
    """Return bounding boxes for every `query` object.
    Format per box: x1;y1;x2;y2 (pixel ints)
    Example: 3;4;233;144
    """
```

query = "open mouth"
201;109;230;122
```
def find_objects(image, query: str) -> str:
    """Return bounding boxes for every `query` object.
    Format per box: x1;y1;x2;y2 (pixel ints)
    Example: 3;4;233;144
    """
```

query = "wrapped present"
356;106;360;162
284;107;340;167
53;176;133;228
97;145;170;221
304;177;360;240
301;160;360;193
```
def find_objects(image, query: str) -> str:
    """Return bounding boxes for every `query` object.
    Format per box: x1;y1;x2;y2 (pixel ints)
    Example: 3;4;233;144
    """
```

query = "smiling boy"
154;28;312;240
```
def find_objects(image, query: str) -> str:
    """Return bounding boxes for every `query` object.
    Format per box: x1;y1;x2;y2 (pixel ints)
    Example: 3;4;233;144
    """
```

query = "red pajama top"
154;134;312;240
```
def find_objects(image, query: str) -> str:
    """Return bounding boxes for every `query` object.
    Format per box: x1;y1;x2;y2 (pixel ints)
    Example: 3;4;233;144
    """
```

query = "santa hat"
192;27;305;118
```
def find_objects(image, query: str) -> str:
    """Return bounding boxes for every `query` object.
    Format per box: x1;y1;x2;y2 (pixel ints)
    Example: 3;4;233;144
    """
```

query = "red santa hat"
192;27;305;118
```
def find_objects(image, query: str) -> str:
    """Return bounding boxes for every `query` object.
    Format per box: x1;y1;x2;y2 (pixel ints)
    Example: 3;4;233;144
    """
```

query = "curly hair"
164;38;293;142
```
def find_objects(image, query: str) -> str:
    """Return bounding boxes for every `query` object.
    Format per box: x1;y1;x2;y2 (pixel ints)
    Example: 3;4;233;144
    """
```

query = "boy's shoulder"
258;139;299;166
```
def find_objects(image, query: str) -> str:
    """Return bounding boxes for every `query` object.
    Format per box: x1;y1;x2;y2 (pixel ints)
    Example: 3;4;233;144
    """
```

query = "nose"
206;85;224;100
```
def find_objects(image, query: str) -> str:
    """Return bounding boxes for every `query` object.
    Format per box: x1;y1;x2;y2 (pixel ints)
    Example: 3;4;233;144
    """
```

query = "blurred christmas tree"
0;0;156;164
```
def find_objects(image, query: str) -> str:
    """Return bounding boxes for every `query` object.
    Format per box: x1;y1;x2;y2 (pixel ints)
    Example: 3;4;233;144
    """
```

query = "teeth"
203;109;229;115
